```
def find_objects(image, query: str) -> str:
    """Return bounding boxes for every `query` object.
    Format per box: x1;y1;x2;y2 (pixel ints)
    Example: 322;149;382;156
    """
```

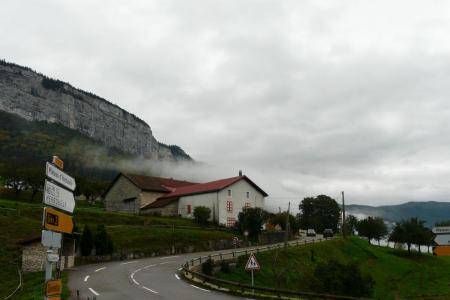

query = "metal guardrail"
181;237;371;300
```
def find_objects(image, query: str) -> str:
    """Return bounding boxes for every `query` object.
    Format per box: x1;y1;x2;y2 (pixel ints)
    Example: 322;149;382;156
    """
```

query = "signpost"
41;156;76;300
41;230;62;248
43;180;75;213
432;227;450;234
46;162;76;191
43;207;73;234
433;246;450;256
46;279;62;297
245;253;260;287
434;234;450;246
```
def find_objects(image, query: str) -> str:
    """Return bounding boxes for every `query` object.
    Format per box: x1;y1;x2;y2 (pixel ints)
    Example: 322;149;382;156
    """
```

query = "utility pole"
342;191;346;238
285;202;290;244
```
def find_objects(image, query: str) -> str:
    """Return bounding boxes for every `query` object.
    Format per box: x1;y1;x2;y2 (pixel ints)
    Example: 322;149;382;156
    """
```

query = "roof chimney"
239;170;243;176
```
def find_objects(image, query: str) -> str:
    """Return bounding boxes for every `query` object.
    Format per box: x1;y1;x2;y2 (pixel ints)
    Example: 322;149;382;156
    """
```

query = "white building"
142;174;268;227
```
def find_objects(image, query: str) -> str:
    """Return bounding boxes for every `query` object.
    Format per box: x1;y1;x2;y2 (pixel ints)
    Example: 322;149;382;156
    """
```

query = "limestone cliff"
0;60;191;161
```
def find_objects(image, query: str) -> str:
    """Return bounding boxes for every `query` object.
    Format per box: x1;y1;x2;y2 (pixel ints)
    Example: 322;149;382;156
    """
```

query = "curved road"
68;236;320;299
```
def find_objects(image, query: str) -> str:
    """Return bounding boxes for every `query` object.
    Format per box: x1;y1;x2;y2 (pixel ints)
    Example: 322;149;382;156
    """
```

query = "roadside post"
232;236;238;250
245;253;260;291
42;156;76;300
432;227;450;256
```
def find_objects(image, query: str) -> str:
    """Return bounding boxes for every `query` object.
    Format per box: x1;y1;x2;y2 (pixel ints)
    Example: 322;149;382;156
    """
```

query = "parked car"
323;229;334;238
306;229;316;237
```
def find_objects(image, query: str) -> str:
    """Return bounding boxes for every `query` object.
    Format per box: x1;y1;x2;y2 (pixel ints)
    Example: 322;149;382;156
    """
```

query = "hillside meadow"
216;237;450;299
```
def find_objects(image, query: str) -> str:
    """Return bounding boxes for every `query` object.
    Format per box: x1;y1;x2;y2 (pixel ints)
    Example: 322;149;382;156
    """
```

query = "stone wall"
0;63;190;161
22;242;47;272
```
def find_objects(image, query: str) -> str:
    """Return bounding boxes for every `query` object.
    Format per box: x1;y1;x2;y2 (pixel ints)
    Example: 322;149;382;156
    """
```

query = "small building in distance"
103;172;268;227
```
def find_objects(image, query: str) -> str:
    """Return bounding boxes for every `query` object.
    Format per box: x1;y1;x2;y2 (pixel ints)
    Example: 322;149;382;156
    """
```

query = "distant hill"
346;201;450;227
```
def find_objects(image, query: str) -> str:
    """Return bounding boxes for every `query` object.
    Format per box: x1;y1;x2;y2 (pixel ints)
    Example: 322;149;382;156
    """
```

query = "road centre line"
88;288;100;296
160;255;179;259
95;267;106;272
143;264;157;269
175;274;180;280
121;260;139;265
84;275;90;282
159;260;176;265
142;286;159;294
190;284;210;292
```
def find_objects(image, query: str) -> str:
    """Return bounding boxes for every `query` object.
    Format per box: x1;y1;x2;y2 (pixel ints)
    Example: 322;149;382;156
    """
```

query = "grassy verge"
215;237;450;300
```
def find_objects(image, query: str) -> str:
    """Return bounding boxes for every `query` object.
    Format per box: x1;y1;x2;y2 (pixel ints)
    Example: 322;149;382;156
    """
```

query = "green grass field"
216;237;450;300
0;198;236;299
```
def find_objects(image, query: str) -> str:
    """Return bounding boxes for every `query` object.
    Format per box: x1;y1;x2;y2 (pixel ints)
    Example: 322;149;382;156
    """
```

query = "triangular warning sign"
245;253;260;271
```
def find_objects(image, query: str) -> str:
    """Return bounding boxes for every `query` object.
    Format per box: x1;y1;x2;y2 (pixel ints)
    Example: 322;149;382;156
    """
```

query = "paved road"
68;236;322;299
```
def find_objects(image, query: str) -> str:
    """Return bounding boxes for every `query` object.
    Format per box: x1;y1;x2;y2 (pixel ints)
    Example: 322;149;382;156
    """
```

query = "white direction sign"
46;162;76;191
434;234;450;246
41;230;62;248
245;253;260;271
44;180;75;213
432;227;450;234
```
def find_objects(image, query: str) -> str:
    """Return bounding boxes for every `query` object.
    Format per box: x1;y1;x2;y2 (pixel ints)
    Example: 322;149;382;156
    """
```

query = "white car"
306;229;316;237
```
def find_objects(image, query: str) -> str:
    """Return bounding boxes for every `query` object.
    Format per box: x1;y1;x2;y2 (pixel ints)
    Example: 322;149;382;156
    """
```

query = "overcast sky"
2;0;450;209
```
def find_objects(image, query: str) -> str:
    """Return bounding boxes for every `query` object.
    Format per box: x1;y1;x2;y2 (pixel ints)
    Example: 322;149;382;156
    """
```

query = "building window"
227;201;233;212
244;202;251;208
246;191;250;199
187;205;192;214
227;217;236;227
227;189;232;197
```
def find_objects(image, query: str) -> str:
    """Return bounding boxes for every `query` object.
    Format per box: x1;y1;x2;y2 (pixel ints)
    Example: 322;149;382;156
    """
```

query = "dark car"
323;229;334;238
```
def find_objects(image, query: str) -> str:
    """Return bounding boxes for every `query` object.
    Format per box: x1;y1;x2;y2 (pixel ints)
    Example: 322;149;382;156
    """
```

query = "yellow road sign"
433;246;450;256
52;156;64;170
43;207;73;234
46;279;62;296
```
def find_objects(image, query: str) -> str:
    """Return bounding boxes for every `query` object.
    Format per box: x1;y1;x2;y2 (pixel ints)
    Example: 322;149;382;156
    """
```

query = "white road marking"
132;278;140;285
142;286;159;294
143;264;157;269
175;274;180;280
160;255;179;259
159;261;176;265
190;284;210;292
121;260;139;265
95;267;106;272
178;268;182;271
89;287;100;296
84;275;90;282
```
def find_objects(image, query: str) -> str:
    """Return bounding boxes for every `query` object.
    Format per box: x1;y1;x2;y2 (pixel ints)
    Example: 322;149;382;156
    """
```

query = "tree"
24;166;44;201
193;206;211;225
345;215;358;235
238;207;269;241
298;195;341;233
95;225;113;256
389;218;431;254
268;212;300;235
80;225;94;256
356;217;388;244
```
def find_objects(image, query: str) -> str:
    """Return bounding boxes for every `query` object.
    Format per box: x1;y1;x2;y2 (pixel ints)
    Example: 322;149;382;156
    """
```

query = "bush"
314;259;373;297
194;206;211;225
220;261;230;273
95;225;113;255
202;258;214;276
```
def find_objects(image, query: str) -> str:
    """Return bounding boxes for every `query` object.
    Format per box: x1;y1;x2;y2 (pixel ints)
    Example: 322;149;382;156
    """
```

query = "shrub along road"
68;236;320;299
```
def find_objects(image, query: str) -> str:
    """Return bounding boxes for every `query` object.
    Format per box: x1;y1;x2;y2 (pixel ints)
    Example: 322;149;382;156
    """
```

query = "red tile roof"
142;175;268;209
123;173;196;192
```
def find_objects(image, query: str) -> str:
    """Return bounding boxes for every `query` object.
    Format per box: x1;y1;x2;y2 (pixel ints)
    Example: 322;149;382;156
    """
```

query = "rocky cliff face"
0;61;190;161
